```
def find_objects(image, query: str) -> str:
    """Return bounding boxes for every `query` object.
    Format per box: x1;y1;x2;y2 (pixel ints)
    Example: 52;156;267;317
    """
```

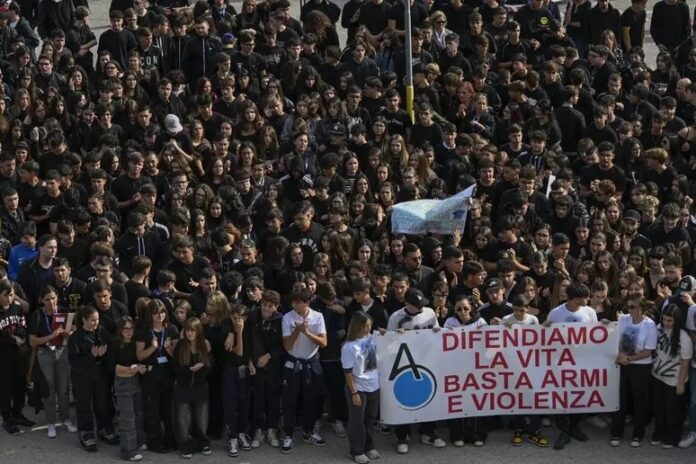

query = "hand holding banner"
377;323;620;424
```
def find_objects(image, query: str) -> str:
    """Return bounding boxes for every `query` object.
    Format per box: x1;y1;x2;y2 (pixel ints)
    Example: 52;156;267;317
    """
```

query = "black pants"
0;348;26;422
321;360;348;423
71;370;111;436
221;364;250;437
395;422;436;442
207;366;223;438
172;382;210;454
611;364;651;440
141;369;174;449
447;417;486;442
251;363;281;431
651;377;686;446
555;413;583;434
282;366;321;437
346;388;379;456
510;415;542;434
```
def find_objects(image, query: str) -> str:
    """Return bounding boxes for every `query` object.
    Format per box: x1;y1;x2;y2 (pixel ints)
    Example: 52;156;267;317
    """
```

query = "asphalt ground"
0;1;677;463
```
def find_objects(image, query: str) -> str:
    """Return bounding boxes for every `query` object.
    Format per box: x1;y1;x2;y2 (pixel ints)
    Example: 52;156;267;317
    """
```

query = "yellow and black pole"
404;0;414;123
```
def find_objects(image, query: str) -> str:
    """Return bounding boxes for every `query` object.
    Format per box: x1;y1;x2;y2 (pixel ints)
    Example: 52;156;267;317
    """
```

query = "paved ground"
1;409;693;463
1;1;674;463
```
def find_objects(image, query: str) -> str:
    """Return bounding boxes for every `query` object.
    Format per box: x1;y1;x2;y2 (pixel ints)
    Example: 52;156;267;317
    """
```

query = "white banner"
376;323;620;424
391;185;474;235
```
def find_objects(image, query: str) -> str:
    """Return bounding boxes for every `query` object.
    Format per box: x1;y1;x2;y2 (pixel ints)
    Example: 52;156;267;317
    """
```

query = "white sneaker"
453;440;464;447
662;443;674;449
679;431;696;448
267;428;280;448
421;434;446;448
47;424;57;439
332;421;347;438
129;454;143;462
251;429;264;448
238;433;252;451
587;415;608;429
610;437;620;447
366;449;380;459
353;454;370;464
396;442;408;454
63;419;77;433
227;438;239;457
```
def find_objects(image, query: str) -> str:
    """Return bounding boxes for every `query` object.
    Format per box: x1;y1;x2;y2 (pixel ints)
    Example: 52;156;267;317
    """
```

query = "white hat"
164;114;183;134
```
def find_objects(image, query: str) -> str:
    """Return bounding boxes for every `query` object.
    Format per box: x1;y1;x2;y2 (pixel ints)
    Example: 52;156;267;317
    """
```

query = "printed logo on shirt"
388;343;436;411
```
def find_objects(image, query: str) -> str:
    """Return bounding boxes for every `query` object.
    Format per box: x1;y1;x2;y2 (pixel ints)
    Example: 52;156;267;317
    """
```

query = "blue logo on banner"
389;343;436;410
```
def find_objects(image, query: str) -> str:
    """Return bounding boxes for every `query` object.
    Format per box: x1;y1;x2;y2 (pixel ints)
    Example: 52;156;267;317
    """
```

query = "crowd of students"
0;0;696;461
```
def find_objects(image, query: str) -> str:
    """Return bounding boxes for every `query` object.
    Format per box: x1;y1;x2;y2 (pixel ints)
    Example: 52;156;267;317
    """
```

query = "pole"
404;0;414;123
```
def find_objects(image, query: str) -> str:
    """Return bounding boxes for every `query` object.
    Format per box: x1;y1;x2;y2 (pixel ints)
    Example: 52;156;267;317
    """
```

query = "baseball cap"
164;114;183;134
485;278;504;292
404;288;429;309
677;276;696;295
623;210;641;222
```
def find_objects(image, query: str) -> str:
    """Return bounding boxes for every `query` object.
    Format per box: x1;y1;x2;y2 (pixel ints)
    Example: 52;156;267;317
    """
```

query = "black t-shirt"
579;164;627;193
135;325;179;366
107;340;138;374
620;7;646;48
27;309;54;346
357;1;391;35
378;107;412;137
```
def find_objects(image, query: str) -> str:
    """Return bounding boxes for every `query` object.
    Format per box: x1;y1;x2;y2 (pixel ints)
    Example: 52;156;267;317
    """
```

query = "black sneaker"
302;431;326;446
281;436;294;454
569;426;588;442
373;422;392;435
554;432;571;450
99;430;120;445
3;421;20;435
81;437;98;452
12;414;35;428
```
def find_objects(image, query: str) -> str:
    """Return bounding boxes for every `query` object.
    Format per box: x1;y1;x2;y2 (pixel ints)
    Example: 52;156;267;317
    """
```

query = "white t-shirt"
685;304;696;368
547;304;598;324
282;309;326;360
502;313;539;325
443;316;488;329
341;332;379;393
386;307;439;332
617;314;657;365
652;326;693;387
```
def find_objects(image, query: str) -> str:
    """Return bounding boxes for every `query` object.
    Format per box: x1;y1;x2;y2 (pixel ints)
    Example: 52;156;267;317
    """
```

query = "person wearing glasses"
109;316;147;461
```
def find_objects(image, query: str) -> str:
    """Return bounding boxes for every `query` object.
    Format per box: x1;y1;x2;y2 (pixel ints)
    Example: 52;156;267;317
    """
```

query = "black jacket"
0;206;25;245
37;0;74;39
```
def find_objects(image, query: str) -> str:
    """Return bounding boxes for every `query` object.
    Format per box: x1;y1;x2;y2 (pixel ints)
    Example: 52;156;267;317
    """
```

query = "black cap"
404;288;429;309
623;210;641;222
485;278;504;291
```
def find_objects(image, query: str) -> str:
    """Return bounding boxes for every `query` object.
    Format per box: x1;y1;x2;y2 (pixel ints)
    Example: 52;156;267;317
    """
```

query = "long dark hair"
661;304;683;358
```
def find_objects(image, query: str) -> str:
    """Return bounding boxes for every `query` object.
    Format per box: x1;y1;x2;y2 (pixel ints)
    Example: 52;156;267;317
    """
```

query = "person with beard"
52;257;86;313
182;16;221;87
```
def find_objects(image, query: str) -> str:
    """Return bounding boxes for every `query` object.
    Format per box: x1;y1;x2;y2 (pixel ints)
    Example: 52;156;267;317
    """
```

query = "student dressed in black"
171;317;212;458
0;280;33;435
68;306;118;451
249;292;284;446
135;298;178;452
